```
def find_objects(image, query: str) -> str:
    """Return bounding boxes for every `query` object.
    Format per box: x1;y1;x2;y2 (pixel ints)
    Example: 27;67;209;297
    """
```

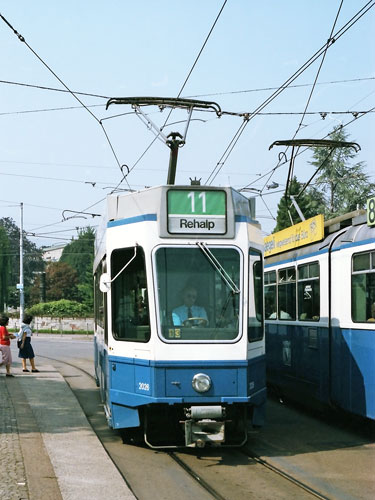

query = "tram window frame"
154;245;242;343
297;261;320;321
248;248;264;342
277;266;296;320
351;250;375;323
264;270;277;320
110;246;151;343
94;258;107;342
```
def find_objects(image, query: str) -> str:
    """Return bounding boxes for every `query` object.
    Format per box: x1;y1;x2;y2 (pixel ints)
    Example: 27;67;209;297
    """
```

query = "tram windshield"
155;246;241;341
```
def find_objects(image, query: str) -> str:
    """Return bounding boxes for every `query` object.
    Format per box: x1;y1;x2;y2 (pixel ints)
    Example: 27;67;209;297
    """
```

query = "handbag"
17;340;22;349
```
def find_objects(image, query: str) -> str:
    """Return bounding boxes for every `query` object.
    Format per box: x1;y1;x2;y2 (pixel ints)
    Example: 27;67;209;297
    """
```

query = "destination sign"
167;189;226;234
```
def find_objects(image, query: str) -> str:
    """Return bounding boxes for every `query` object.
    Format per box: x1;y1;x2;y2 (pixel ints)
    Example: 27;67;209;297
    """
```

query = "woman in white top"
18;314;39;373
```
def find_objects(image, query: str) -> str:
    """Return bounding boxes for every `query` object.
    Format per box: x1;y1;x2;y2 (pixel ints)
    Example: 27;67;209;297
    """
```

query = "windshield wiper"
196;242;240;294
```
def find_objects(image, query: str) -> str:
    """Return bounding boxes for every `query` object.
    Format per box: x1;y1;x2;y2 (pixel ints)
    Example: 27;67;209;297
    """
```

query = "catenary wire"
282;0;344;200
0;12;125;181
241;103;375;193
1;76;373;100
112;0;228;193
205;0;375;185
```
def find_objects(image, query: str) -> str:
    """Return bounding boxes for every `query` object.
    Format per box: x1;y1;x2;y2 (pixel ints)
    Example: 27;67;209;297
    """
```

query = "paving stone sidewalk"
0;376;29;500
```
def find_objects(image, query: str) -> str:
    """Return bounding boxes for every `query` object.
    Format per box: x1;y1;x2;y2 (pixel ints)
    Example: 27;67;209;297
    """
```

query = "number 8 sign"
367;196;375;226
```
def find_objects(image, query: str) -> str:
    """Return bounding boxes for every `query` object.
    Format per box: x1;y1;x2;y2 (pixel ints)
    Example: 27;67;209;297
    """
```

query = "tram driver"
172;286;208;327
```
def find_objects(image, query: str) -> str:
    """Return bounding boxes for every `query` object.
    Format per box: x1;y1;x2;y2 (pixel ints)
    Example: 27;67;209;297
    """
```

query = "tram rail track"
37;354;225;500
37;353;334;500
240;449;331;500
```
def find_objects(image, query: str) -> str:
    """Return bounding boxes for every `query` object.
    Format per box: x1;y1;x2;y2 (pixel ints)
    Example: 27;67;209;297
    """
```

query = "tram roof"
104;185;257;223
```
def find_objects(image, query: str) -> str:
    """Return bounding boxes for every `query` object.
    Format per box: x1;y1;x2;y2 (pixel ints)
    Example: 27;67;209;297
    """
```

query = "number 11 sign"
167;189;227;235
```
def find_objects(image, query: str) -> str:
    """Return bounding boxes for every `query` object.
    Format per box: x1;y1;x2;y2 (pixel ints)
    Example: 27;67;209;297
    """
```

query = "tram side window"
277;267;296;320
94;259;106;333
298;262;320;321
352;251;375;322
111;246;150;342
248;249;263;342
264;271;277;320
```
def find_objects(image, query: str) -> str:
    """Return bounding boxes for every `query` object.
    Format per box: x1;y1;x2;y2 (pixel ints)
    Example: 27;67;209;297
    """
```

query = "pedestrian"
0;314;16;377
18;314;39;373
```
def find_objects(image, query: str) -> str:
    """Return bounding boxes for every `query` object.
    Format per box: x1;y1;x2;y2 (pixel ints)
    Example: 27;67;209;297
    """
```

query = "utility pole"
19;202;24;322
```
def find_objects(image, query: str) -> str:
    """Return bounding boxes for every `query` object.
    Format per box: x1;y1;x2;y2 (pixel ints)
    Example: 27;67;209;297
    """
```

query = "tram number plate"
167;189;226;234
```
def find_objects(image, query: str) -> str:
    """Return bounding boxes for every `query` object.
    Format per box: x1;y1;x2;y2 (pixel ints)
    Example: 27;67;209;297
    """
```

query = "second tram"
264;208;375;420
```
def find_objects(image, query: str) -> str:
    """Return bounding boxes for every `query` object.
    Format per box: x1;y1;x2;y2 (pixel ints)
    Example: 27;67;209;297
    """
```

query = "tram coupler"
183;406;225;447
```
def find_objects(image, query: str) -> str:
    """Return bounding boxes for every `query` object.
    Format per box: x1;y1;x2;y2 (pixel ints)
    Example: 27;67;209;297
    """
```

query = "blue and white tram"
94;184;266;448
264;209;375;420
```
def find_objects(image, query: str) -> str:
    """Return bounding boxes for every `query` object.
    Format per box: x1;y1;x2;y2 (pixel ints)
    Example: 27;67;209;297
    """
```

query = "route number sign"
367;196;375;227
167;189;226;234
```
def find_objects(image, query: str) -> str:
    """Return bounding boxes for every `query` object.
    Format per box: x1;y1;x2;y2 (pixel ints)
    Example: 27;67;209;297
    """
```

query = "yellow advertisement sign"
264;214;324;257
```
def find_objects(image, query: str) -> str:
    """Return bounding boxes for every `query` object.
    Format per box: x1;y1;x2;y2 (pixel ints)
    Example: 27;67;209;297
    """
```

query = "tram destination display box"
160;186;238;239
167;189;226;235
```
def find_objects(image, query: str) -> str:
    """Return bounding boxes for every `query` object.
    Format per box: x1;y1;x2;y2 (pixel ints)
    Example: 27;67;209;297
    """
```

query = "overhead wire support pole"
19;202;24;323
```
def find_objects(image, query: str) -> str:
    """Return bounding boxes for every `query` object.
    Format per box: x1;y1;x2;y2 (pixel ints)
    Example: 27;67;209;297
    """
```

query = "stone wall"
9;317;94;333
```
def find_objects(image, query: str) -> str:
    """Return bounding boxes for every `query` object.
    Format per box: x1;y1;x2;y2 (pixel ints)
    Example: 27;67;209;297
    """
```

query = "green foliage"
0;217;44;308
60;227;95;282
27;299;91;318
310;127;375;217
60;227;95;311
273;128;374;231
273;177;325;232
45;261;79;301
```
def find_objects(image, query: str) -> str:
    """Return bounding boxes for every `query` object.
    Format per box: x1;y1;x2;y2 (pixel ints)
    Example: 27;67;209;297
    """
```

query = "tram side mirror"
99;273;111;293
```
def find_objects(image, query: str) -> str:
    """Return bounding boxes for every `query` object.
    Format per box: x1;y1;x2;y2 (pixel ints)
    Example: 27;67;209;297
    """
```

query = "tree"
60;227;95;310
0;226;11;310
273;177;325;232
310;127;375;217
273;128;374;231
0;217;44;308
45;261;79;301
60;227;95;282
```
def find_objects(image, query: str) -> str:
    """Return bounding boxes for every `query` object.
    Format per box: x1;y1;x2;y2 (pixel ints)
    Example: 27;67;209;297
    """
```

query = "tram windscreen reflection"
155;247;241;341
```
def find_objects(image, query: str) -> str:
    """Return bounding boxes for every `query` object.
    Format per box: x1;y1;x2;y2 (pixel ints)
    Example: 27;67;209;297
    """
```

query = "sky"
1;0;374;248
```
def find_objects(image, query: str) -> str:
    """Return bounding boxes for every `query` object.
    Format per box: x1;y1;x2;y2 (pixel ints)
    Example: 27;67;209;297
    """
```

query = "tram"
264;203;375;420
94;184;266;448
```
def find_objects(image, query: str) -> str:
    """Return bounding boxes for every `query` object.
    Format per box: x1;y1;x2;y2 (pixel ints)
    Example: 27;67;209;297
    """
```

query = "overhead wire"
111;0;228;193
240;103;375;219
0;79;109;98
0;103;106;116
280;0;344;210
205;0;375;185
0;12;127;186
0;171;120;187
185;77;375;98
241;103;375;192
1;76;373;101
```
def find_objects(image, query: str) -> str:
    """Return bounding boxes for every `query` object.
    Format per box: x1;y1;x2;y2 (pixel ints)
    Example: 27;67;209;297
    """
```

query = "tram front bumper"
184;405;225;447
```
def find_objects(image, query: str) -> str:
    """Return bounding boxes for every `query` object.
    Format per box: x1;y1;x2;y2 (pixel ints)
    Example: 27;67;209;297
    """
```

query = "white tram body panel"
94;185;266;447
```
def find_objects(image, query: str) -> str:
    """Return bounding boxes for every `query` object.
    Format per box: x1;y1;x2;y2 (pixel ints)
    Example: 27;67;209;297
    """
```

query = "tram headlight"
192;373;212;393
